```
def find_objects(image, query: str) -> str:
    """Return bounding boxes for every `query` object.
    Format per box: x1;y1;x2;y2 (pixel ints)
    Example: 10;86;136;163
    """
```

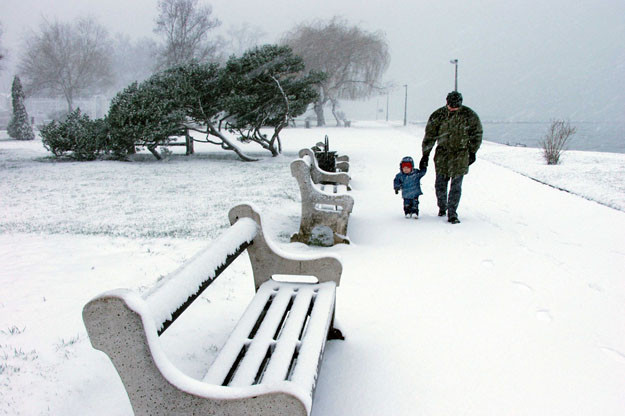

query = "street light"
403;84;408;126
450;59;458;91
386;91;389;122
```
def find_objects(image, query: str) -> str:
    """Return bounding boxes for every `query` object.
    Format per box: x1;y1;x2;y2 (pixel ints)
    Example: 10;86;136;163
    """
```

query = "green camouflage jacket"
422;105;483;177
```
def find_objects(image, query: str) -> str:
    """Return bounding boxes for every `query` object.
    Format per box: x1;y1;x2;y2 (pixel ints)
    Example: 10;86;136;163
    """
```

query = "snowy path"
1;125;624;415
312;135;625;415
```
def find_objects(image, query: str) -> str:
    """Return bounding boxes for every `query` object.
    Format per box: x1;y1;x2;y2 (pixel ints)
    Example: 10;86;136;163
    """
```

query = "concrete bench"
83;204;343;416
298;148;351;191
311;142;350;172
290;155;354;246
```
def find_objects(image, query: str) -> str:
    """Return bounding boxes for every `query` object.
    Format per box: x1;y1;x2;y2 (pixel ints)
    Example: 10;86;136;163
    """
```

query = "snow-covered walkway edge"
1;123;624;415
478;140;625;212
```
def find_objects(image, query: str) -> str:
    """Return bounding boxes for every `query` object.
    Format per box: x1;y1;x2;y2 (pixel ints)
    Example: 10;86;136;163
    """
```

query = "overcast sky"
2;0;624;122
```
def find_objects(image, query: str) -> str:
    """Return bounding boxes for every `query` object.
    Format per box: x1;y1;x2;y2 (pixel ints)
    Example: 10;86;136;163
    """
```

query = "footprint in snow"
481;259;494;268
511;280;534;294
587;283;603;293
535;309;553;323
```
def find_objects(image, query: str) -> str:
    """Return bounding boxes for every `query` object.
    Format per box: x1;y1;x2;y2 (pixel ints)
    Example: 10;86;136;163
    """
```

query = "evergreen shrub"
7;76;35;140
40;109;106;160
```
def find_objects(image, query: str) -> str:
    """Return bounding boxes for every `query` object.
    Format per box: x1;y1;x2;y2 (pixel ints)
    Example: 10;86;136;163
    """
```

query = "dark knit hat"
446;91;463;108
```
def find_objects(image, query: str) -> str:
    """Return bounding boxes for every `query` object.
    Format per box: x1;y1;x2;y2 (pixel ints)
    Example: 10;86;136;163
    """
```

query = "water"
411;121;625;154
482;121;625;154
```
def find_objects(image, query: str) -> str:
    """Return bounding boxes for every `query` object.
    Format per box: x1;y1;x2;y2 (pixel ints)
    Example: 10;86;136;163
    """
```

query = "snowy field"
1;122;624;415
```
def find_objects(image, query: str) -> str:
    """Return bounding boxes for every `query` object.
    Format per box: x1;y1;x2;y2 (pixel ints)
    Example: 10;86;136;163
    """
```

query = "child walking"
394;156;427;218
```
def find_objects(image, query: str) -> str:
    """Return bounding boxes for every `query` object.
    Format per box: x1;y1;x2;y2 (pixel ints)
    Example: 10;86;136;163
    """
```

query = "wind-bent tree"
107;80;187;159
155;61;264;161
7;76;35;140
19;17;113;112
154;0;222;69
108;53;321;161
108;62;253;161
222;45;323;156
283;17;390;126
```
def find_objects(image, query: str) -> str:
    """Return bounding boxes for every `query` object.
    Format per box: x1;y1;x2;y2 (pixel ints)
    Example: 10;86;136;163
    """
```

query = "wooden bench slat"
201;283;276;385
229;287;293;386
204;281;335;390
291;283;336;388
260;285;316;384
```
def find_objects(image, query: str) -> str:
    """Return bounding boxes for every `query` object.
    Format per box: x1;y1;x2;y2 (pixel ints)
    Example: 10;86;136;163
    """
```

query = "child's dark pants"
403;197;419;215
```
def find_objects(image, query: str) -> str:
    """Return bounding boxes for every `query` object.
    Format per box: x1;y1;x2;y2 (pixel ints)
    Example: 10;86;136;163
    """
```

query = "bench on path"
298;148;352;191
83;204;343;416
311;141;350;173
290;155;354;246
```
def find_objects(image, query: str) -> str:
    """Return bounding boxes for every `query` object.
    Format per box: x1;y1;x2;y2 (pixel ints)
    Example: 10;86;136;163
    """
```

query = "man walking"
419;91;482;224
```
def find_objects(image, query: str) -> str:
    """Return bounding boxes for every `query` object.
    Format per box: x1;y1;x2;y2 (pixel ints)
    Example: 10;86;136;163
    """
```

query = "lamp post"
403;84;408;126
450;59;458;91
386;91;389;122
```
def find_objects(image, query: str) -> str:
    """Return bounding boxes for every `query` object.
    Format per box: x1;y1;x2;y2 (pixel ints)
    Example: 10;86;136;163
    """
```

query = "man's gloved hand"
419;155;428;170
469;152;476;165
394;189;399;194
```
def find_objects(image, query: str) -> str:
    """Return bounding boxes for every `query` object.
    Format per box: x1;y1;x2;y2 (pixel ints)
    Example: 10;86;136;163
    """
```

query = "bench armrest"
229;204;342;290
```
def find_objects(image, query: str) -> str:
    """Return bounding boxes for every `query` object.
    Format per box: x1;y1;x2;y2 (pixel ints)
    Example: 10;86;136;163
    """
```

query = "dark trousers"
435;174;464;218
403;197;419;215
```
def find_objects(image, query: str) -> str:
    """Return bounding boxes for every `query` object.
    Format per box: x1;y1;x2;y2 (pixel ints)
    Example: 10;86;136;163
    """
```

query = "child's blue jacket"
394;168;427;199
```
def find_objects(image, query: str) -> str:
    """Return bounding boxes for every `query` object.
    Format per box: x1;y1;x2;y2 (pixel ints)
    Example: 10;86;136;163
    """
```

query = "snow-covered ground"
1;122;624;415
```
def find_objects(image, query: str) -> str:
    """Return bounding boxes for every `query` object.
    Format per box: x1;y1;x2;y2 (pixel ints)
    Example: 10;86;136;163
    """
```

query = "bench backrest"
86;204;342;335
298;148;350;187
290;157;354;213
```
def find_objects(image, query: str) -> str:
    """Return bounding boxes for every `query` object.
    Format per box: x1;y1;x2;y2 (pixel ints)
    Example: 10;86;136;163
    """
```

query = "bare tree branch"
154;0;222;69
282;17;390;126
18;17;113;112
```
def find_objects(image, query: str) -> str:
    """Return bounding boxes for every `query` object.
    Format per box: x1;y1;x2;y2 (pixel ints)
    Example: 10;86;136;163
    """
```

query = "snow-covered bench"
311;141;350;173
298;148;352;191
290;155;354;246
82;204;343;416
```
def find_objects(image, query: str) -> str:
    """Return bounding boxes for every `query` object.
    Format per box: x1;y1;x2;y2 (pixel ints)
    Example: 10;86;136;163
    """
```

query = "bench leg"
327;312;345;340
332;232;350;245
328;327;345;340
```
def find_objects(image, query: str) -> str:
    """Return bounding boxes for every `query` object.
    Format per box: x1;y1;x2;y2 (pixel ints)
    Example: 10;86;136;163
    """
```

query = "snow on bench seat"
82;204;342;416
203;280;336;389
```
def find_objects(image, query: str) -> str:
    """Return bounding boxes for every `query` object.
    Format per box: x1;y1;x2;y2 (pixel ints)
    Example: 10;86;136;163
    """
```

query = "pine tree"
7;76;35;140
